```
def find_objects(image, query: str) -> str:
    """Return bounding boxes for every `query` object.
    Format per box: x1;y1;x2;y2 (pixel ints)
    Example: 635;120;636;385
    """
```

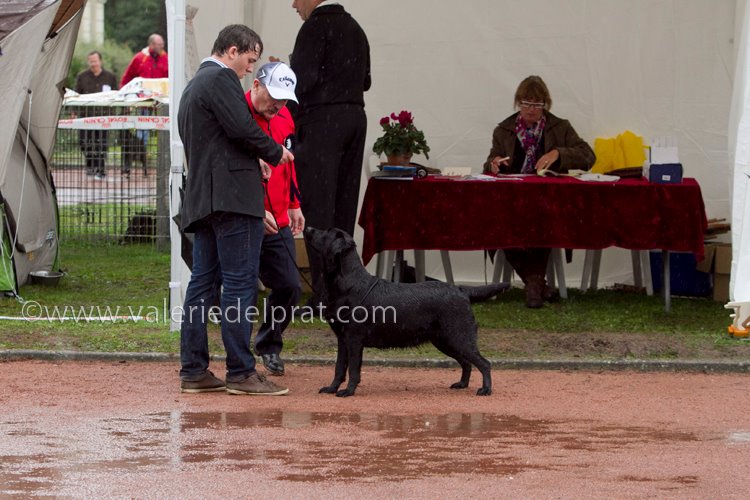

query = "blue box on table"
647;163;683;184
649;251;711;297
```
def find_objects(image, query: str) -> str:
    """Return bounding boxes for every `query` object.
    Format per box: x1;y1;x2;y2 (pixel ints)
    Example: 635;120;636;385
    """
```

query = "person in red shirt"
245;61;304;376
119;34;169;176
120;33;169;87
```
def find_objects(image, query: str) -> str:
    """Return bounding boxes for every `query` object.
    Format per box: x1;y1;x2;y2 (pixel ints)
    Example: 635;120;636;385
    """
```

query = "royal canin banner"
57;115;170;130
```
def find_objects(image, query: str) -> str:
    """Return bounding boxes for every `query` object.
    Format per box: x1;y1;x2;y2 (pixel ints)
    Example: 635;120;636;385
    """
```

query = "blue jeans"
255;227;301;355
180;212;264;382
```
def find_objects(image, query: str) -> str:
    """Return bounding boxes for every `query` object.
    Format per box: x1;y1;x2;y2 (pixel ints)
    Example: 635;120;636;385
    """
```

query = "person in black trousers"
289;0;371;303
74;51;118;179
177;25;294;396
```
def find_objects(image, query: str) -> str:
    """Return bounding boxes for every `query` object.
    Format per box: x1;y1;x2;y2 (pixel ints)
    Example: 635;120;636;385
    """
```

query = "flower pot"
385;153;413;166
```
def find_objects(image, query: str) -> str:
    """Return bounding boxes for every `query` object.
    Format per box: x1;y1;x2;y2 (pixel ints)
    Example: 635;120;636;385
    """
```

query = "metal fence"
52;103;170;249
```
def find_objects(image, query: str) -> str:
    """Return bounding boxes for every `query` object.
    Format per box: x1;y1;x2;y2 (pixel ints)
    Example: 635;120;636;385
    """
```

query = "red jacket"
120;48;169;87
245;92;301;229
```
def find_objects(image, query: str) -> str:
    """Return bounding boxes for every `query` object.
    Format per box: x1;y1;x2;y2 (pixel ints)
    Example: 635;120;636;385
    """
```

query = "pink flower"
379;116;390;126
397;110;413;127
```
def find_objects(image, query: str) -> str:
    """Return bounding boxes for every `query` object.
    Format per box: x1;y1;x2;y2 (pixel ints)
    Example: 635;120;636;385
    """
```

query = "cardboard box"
294;237;309;268
714;244;732;274
713;273;730;302
713;243;731;302
696;241;732;302
299;268;313;293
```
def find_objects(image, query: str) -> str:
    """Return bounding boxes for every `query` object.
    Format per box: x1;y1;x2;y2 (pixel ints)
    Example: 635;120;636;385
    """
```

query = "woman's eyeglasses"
519;101;545;110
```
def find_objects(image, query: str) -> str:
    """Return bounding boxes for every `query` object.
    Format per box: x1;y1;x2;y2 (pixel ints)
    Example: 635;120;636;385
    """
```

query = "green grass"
0;241;743;360
59;203;155;239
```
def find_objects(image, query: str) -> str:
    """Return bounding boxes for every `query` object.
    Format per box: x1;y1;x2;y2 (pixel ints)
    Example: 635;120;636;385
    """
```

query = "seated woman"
483;75;596;308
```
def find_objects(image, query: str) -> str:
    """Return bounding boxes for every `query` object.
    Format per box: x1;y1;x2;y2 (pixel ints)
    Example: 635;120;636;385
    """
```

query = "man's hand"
260;159;272;181
288;208;305;236
277;146;294;165
263;210;279;235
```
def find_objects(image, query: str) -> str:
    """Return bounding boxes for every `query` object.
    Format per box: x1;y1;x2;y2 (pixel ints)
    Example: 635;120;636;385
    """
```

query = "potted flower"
372;110;430;165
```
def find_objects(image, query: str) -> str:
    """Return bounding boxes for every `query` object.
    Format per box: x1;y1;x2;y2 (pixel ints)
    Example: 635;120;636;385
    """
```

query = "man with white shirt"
177;25;294;396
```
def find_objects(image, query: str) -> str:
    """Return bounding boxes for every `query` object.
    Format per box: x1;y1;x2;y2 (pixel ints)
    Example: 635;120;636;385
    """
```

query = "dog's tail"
458;283;510;303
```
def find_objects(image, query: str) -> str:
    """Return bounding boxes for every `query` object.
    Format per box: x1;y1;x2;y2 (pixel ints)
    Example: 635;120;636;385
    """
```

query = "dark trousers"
180;212;264;383
503;247;551;286
295;105;367;300
255;227;301;355
79;130;108;175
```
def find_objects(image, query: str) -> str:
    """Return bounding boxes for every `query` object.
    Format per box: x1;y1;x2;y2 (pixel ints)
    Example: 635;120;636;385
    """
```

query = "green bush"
66;39;137;90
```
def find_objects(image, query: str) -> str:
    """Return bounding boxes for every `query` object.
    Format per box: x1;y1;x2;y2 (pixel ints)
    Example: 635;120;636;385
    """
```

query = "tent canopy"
0;0;84;293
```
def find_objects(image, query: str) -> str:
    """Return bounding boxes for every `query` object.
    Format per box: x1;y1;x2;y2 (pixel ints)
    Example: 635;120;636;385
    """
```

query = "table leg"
631;250;643;288
375;252;386;279
393;250;404;283
662;250;671;312
414;250;426;282
641;250;653;296
440;251;454;285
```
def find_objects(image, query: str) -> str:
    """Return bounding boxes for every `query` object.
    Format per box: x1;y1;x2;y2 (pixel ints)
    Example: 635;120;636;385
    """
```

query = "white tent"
166;0;748;326
0;0;84;294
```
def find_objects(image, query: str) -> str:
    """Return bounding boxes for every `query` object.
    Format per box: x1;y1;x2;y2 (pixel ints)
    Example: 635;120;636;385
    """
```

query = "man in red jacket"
245;61;304;376
120;33;169;87
120;33;169;176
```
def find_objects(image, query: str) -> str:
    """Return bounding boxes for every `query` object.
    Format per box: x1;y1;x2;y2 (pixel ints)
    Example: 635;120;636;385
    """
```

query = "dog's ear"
322;231;356;278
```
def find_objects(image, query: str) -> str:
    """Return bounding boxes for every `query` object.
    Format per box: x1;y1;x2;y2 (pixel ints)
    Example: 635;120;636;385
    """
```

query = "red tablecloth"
358;176;707;265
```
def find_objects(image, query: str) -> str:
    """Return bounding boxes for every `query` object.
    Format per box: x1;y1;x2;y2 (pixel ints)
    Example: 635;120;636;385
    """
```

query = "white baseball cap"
256;62;298;103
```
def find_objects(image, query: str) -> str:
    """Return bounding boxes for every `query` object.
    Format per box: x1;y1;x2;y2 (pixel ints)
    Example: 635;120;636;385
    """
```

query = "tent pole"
166;0;188;331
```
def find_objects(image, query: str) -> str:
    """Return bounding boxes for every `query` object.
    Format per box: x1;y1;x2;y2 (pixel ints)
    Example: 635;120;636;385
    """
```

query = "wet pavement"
0;360;749;497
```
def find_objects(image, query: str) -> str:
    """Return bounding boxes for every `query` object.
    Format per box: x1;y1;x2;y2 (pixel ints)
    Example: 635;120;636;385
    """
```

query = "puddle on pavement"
0;410;706;492
728;431;750;443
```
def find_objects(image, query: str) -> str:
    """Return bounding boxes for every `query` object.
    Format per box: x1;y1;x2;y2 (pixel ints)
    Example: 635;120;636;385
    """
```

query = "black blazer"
178;60;283;232
290;3;371;121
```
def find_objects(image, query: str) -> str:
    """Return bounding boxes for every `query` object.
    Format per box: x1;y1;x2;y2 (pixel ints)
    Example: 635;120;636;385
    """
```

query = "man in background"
120;33;169;86
75;51;118;180
120;33;169;176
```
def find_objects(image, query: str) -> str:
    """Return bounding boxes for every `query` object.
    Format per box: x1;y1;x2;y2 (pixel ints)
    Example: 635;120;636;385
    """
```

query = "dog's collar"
330;279;379;323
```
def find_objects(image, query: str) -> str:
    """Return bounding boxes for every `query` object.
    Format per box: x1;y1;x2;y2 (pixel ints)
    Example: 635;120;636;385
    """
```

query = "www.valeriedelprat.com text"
15;298;397;325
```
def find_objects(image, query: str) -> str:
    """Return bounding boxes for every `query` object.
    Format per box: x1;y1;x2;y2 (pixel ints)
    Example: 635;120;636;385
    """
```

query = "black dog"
303;227;508;397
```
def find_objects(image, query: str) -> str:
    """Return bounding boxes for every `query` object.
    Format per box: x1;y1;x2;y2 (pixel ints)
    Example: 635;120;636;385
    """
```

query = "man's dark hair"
87;50;102;60
211;24;263;57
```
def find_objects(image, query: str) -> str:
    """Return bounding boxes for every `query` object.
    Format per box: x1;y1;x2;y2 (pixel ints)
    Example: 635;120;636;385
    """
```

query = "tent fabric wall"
0;0;82;291
730;0;750;302
176;0;738;287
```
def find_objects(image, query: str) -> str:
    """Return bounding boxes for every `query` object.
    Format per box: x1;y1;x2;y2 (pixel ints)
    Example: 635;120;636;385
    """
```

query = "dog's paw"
335;388;355;397
450;382;468;389
319;386;337;394
476;387;492;396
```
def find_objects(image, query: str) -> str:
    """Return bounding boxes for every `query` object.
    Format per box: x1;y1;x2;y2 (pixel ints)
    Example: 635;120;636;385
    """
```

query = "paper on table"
577;173;620;182
460;173;497;181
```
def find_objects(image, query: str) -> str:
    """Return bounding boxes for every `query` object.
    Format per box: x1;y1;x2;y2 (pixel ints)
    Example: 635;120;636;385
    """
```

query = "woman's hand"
489;155;510;174
535;150;560;171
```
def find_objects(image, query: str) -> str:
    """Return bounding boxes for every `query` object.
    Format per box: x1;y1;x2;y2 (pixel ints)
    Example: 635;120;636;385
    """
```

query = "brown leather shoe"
226;372;289;396
525;280;544;309
180;370;225;393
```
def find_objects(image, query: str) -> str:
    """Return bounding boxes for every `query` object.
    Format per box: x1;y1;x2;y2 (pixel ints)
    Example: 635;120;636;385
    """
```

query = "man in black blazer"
177;25;294;396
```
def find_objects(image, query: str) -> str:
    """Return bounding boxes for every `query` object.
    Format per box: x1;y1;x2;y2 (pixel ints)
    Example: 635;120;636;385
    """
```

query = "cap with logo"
256;62;298;103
